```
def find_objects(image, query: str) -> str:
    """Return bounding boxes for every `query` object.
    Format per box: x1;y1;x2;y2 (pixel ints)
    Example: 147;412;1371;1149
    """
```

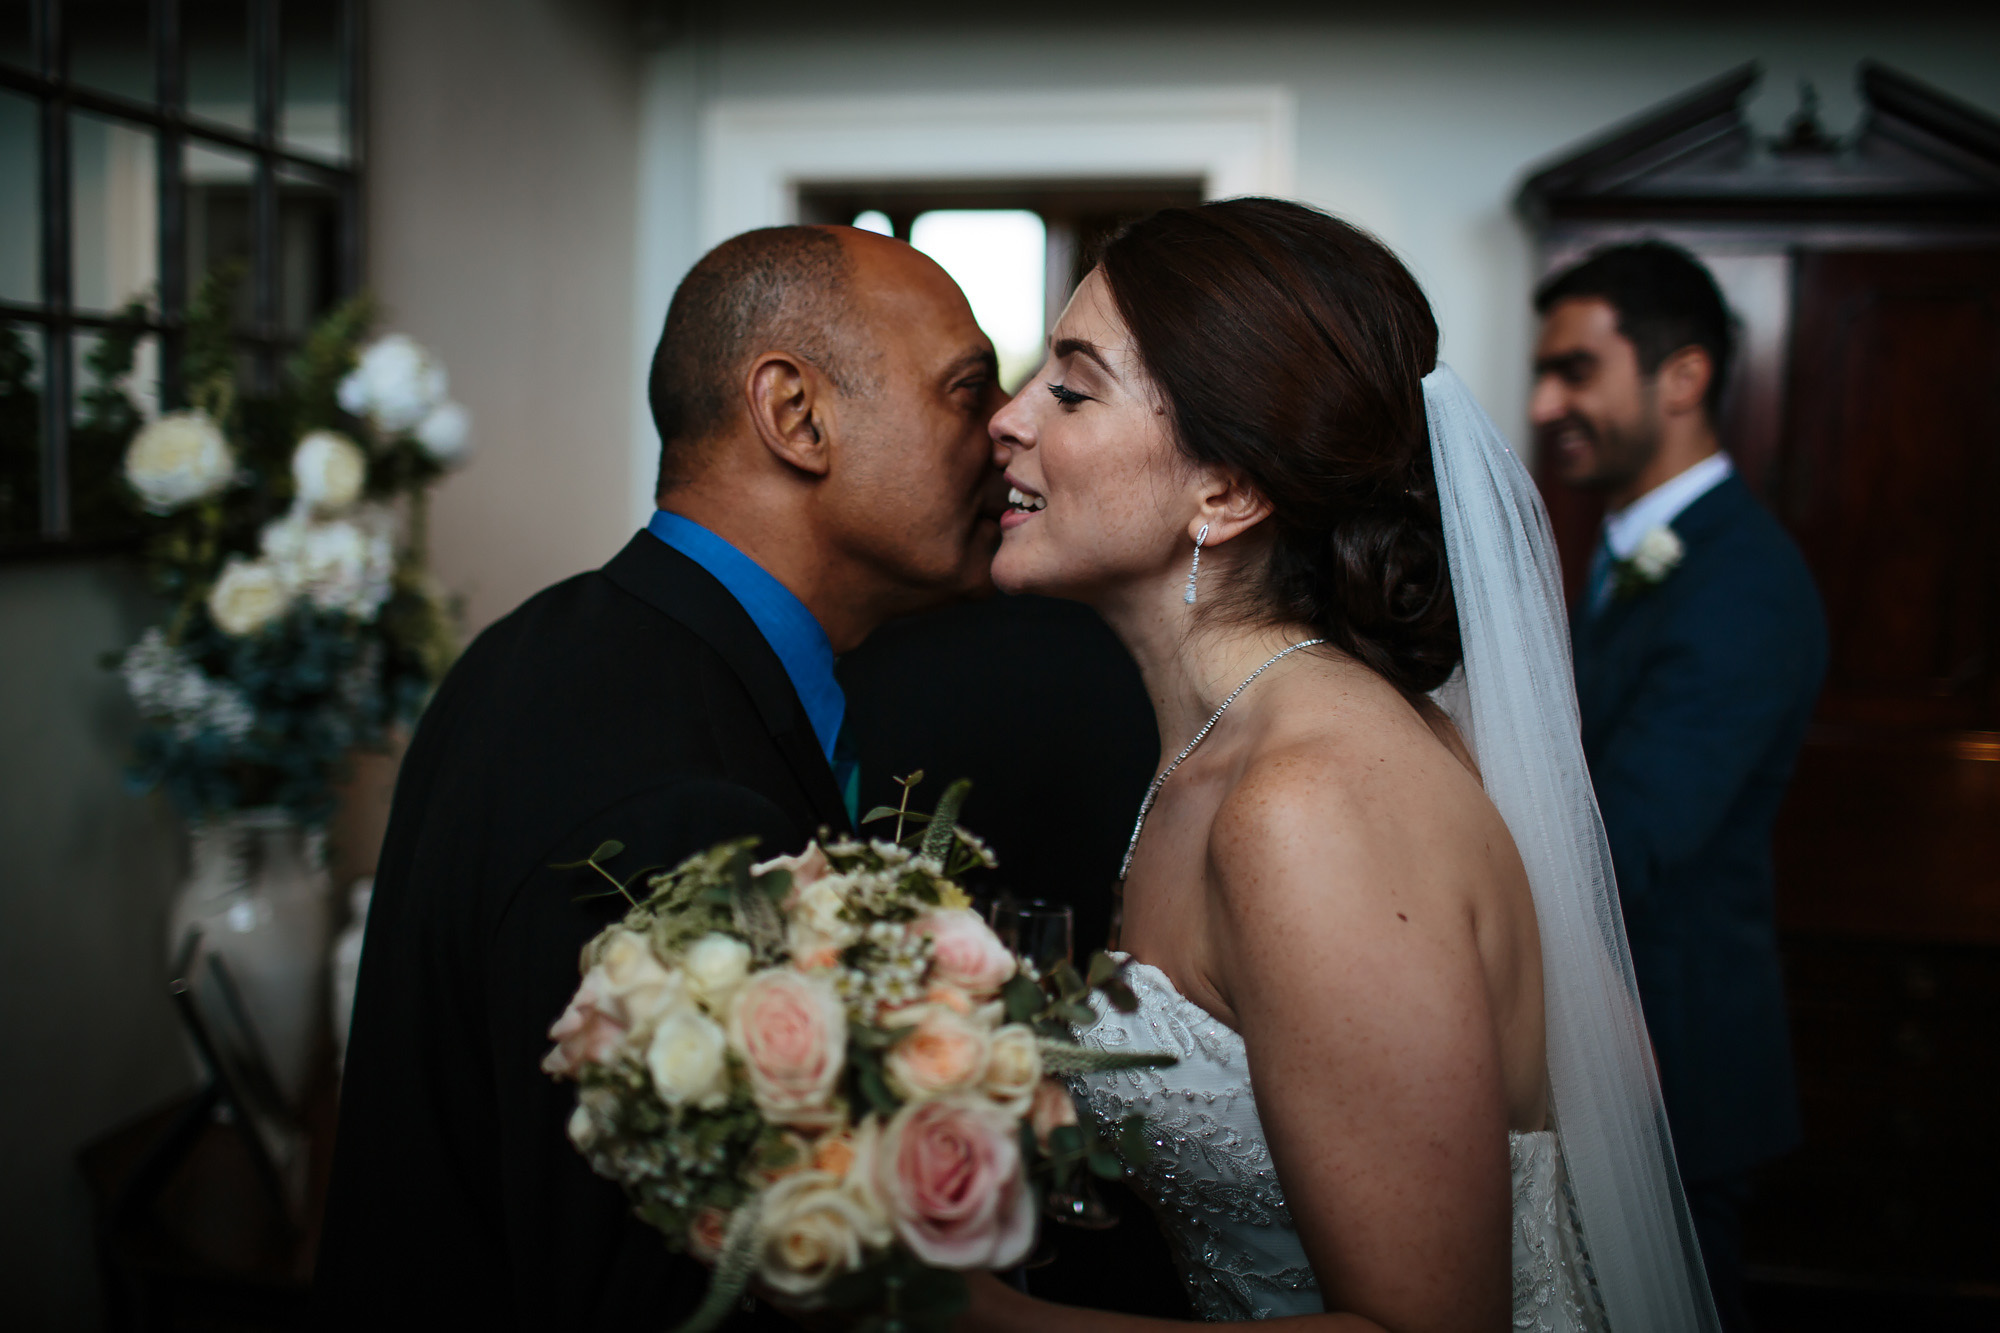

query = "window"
0;0;361;553
798;181;1204;389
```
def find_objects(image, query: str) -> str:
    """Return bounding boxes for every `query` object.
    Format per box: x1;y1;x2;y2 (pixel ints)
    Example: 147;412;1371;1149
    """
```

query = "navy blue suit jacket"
1572;472;1826;1183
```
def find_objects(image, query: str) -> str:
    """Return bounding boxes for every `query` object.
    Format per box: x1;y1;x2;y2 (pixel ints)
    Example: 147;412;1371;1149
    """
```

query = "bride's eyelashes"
1047;381;1090;409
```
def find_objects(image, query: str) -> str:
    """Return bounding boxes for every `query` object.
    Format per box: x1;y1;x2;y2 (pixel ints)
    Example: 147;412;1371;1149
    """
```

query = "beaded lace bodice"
1071;957;1610;1330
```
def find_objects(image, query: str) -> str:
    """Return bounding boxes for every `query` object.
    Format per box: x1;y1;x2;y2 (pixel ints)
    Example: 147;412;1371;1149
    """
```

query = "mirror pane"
71;325;155;539
184;137;255;326
1;0;34;72
283;0;346;160
0;321;42;542
72;111;159;315
278;164;339;334
70;0;153;103
0;89;38;303
187;0;253;134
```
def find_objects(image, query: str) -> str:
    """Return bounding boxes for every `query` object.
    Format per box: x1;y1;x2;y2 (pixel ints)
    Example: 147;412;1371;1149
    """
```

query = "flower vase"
166;809;334;1108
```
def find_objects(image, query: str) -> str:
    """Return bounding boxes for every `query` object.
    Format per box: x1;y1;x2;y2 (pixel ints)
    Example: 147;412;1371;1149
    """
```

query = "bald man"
317;227;1008;1329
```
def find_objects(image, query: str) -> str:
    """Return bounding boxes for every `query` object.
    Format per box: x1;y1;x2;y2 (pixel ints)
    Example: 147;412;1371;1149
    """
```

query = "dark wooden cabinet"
1518;61;2000;1317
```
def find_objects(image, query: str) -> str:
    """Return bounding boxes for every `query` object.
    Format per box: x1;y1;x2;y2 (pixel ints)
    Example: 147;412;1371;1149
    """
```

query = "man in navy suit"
1531;243;1827;1331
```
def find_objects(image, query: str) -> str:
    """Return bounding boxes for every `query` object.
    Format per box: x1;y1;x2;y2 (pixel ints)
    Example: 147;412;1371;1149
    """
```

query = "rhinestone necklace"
1118;637;1327;883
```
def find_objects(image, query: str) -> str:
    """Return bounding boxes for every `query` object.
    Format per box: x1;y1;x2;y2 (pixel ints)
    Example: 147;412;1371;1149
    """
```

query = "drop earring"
1184;523;1210;605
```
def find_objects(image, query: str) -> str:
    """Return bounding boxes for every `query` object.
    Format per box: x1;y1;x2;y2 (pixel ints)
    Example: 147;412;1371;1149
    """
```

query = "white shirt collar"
1603;452;1734;559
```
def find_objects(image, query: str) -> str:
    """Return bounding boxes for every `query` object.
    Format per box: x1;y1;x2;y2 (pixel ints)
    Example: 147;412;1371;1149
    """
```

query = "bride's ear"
1191;468;1271;545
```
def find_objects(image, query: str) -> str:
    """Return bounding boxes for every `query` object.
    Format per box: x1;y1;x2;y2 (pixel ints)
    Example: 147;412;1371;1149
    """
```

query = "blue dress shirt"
645;510;846;764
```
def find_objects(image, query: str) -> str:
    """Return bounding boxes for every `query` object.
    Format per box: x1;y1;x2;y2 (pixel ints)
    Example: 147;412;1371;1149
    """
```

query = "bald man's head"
650;225;874;492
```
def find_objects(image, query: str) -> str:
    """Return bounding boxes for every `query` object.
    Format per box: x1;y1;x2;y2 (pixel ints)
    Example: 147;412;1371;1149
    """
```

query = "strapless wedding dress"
1071;957;1611;1331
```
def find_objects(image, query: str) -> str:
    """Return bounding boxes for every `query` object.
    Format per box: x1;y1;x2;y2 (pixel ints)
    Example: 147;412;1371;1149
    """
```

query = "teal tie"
831;723;861;828
1586;532;1617;616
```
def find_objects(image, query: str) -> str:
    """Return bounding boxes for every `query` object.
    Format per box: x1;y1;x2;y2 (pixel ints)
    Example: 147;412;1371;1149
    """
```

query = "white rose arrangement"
543;780;1173;1333
112;269;465;823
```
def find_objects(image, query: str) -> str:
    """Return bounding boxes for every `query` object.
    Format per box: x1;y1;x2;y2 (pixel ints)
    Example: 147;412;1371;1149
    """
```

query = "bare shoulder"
1208;706;1492;914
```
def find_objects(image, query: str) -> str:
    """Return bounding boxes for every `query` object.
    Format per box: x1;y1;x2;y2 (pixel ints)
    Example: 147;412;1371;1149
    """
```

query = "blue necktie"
1585;532;1617;616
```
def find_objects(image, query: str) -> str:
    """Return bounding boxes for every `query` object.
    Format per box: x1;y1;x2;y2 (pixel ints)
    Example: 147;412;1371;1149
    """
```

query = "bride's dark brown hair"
1097;197;1461;696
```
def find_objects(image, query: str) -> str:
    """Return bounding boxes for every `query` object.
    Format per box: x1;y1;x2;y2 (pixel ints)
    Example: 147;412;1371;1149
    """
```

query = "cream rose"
291;430;367;513
340;333;447;433
885;1004;991;1102
414;400;470;464
918;908;1016;995
1028;1077;1079;1151
790;874;860;952
596;930;686;1035
981;1024;1041;1115
647;1008;729;1109
125;411;233;513
683;932;752;1014
207;558;292;636
260;510;395;620
755;1170;881;1300
727;967;846;1127
876;1096;1036;1269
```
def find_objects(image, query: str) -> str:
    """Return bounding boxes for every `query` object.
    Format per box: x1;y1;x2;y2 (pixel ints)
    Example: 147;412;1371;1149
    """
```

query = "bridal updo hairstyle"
1096;198;1461;697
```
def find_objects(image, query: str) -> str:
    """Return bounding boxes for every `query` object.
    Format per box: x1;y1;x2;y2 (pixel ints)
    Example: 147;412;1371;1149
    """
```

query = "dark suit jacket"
1572;472;1826;1183
316;533;849;1330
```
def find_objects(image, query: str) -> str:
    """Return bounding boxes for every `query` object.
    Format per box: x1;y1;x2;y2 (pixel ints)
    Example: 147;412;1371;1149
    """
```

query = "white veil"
1422;364;1720;1333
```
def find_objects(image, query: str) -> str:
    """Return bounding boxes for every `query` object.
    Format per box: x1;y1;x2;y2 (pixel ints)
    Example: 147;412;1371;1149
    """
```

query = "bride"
971;200;1717;1333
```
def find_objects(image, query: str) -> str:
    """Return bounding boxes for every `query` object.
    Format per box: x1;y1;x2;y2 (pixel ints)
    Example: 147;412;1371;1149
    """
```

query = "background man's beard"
1546;414;1659;495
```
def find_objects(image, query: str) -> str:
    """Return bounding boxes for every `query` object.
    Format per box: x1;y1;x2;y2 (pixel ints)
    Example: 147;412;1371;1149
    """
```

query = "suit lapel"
601;533;852;833
1571;474;1749;748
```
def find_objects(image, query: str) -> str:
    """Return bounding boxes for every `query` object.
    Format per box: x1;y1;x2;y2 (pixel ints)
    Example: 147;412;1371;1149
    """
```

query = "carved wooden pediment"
1518;61;2000;226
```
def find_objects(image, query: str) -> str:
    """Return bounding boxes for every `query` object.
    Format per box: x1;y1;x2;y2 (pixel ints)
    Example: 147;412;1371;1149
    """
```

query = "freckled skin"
966;272;1547;1333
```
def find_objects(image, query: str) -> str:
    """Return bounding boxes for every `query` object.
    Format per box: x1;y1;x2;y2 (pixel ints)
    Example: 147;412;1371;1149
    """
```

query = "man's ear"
1191;467;1272;546
1656;345;1714;419
744;351;832;477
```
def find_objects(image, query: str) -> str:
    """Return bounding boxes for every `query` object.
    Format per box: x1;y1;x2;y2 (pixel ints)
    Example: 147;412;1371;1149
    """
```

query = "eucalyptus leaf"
1087;1150;1126;1180
1002;972;1043;1024
1047;1123;1086;1160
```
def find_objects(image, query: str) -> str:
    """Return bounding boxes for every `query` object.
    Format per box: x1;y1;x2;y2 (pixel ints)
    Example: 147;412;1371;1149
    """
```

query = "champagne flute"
988;896;1118;1232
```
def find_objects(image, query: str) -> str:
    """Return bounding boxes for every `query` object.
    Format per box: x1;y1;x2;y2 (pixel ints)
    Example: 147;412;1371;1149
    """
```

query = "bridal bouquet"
543;780;1168;1333
110;266;464;821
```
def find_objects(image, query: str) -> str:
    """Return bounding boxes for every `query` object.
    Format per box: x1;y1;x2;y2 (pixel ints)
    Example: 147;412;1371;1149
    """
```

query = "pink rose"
918;909;1016;996
541;966;626;1077
876;1095;1036;1269
541;930;685;1077
754;841;831;892
884;1004;991;1101
688;1206;730;1263
1028;1077;1079;1151
728;967;847;1127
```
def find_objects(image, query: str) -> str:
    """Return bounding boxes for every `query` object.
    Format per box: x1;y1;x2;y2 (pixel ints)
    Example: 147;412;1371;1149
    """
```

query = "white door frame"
699;87;1297;248
631;86;1294;521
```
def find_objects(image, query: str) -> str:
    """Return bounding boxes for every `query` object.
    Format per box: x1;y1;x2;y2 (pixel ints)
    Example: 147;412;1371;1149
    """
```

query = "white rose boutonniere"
1613;524;1685;600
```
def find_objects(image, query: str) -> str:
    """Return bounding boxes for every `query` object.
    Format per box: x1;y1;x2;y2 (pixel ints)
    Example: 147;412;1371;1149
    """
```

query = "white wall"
633;19;2000;495
369;0;642;635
